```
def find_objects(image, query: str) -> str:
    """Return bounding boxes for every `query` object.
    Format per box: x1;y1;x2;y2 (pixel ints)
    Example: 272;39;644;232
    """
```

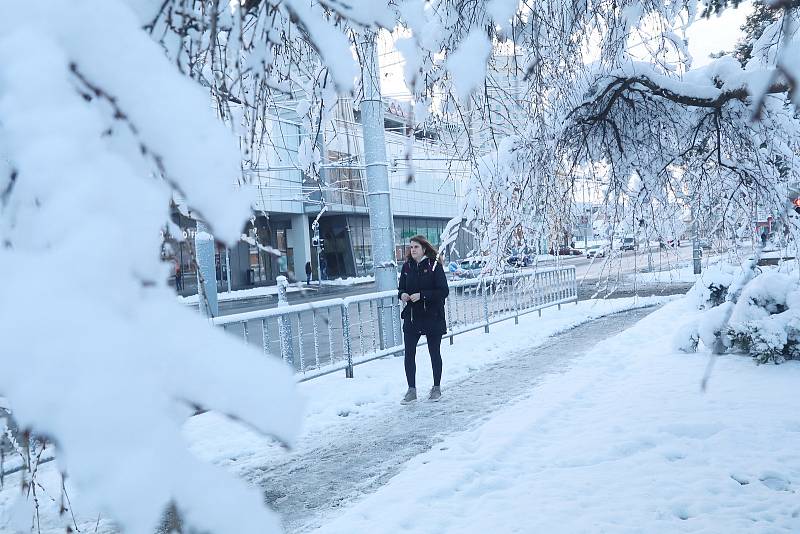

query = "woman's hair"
406;235;443;264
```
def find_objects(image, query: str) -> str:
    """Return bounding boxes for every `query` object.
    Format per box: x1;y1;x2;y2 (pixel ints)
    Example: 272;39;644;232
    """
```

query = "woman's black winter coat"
398;256;449;335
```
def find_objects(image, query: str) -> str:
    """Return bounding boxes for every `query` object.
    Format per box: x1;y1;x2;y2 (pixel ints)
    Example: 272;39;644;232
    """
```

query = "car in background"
659;237;681;248
454;257;489;279
506;253;534;267
619;237;637;251
455;257;518;278
585;244;607;258
549;245;583;256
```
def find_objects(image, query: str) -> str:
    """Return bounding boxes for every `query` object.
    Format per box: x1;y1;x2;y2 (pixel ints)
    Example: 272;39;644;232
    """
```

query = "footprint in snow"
659;422;724;440
730;473;750;485
759;471;792;492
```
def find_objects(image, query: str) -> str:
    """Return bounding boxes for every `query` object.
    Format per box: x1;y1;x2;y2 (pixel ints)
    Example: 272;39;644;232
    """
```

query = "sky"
686;2;753;66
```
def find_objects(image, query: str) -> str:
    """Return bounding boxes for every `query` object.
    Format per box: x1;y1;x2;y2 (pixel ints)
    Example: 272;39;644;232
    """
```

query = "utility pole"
359;30;397;349
195;220;219;317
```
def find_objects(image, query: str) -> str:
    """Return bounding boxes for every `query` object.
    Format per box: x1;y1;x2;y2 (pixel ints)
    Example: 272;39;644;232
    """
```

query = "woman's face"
409;241;424;261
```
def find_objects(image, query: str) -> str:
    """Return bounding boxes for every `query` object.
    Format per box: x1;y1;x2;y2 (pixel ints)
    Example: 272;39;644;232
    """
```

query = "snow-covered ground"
318;276;375;287
0;295;667;533
4;289;799;533
629;262;701;284
185;296;671;465
309;295;800;533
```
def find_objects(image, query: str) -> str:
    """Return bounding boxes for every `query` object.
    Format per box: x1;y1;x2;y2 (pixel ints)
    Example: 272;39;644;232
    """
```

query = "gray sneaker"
428;386;442;402
401;387;417;404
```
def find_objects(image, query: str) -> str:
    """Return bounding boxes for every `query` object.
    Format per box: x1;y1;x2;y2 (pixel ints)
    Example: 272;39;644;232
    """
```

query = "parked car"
454;257;489;278
659;237;681;248
585;245;607;258
456;257;518;278
619;237;637;251
506;254;533;267
549;245;583;256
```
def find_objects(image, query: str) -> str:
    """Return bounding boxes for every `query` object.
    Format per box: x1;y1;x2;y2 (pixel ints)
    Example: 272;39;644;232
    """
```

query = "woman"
398;235;449;403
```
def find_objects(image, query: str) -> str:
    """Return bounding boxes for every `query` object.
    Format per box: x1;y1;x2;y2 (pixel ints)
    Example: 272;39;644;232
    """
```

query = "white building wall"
250;118;306;215
385;132;467;219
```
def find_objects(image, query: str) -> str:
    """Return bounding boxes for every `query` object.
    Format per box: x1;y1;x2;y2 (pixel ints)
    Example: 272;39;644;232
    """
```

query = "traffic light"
792;197;800;215
311;236;319;247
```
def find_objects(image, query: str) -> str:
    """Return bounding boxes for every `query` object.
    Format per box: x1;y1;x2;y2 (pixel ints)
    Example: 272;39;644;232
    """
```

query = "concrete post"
276;275;294;366
359;30;397;347
195;221;219;317
343;305;354;378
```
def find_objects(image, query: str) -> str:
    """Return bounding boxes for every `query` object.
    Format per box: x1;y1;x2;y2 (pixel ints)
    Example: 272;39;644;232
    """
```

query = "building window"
347;216;373;277
326;150;366;207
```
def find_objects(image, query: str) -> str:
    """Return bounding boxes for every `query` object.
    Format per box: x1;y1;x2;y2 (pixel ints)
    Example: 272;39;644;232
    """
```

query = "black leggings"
404;329;443;388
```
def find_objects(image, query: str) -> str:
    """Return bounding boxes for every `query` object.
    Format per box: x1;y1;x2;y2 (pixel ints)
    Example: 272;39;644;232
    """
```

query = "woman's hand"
409;293;421;302
400;292;411;302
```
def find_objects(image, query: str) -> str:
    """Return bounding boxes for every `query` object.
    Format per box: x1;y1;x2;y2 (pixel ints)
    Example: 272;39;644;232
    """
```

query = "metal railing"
213;266;577;381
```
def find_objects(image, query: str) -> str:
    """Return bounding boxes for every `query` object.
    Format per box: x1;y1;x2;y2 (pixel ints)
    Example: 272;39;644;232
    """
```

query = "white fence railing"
213;266;577;381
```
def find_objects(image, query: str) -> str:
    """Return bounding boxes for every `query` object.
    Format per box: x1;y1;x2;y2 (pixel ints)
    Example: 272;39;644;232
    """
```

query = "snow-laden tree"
0;1;397;533
2;0;798;531
402;0;800;261
139;0;401;234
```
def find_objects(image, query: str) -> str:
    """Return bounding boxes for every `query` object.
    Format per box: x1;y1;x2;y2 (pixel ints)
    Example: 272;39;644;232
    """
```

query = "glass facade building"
173;98;474;292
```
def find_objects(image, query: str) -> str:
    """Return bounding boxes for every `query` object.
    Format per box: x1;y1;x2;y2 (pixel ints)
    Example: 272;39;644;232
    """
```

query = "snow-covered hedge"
684;263;738;310
676;264;800;364
725;271;800;364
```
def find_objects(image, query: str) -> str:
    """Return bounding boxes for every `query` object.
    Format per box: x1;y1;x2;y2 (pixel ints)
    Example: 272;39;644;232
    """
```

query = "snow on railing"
212;266;577;381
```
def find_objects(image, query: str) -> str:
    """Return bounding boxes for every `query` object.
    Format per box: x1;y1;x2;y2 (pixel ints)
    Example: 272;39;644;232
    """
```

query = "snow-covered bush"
706;277;733;309
725;271;800;364
672;321;700;353
676;265;800;364
684;263;740;310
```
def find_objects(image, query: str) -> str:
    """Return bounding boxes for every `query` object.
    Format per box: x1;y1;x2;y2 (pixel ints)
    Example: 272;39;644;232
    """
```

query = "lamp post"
359;30;397;350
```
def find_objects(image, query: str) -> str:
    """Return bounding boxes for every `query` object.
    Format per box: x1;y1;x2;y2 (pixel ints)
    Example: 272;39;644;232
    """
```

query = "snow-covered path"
245;307;657;533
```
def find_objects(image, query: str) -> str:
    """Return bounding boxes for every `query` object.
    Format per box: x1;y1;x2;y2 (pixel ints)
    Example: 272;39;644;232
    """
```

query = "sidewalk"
240;307;659;532
308;294;800;533
182;296;674;532
2;296;667;534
